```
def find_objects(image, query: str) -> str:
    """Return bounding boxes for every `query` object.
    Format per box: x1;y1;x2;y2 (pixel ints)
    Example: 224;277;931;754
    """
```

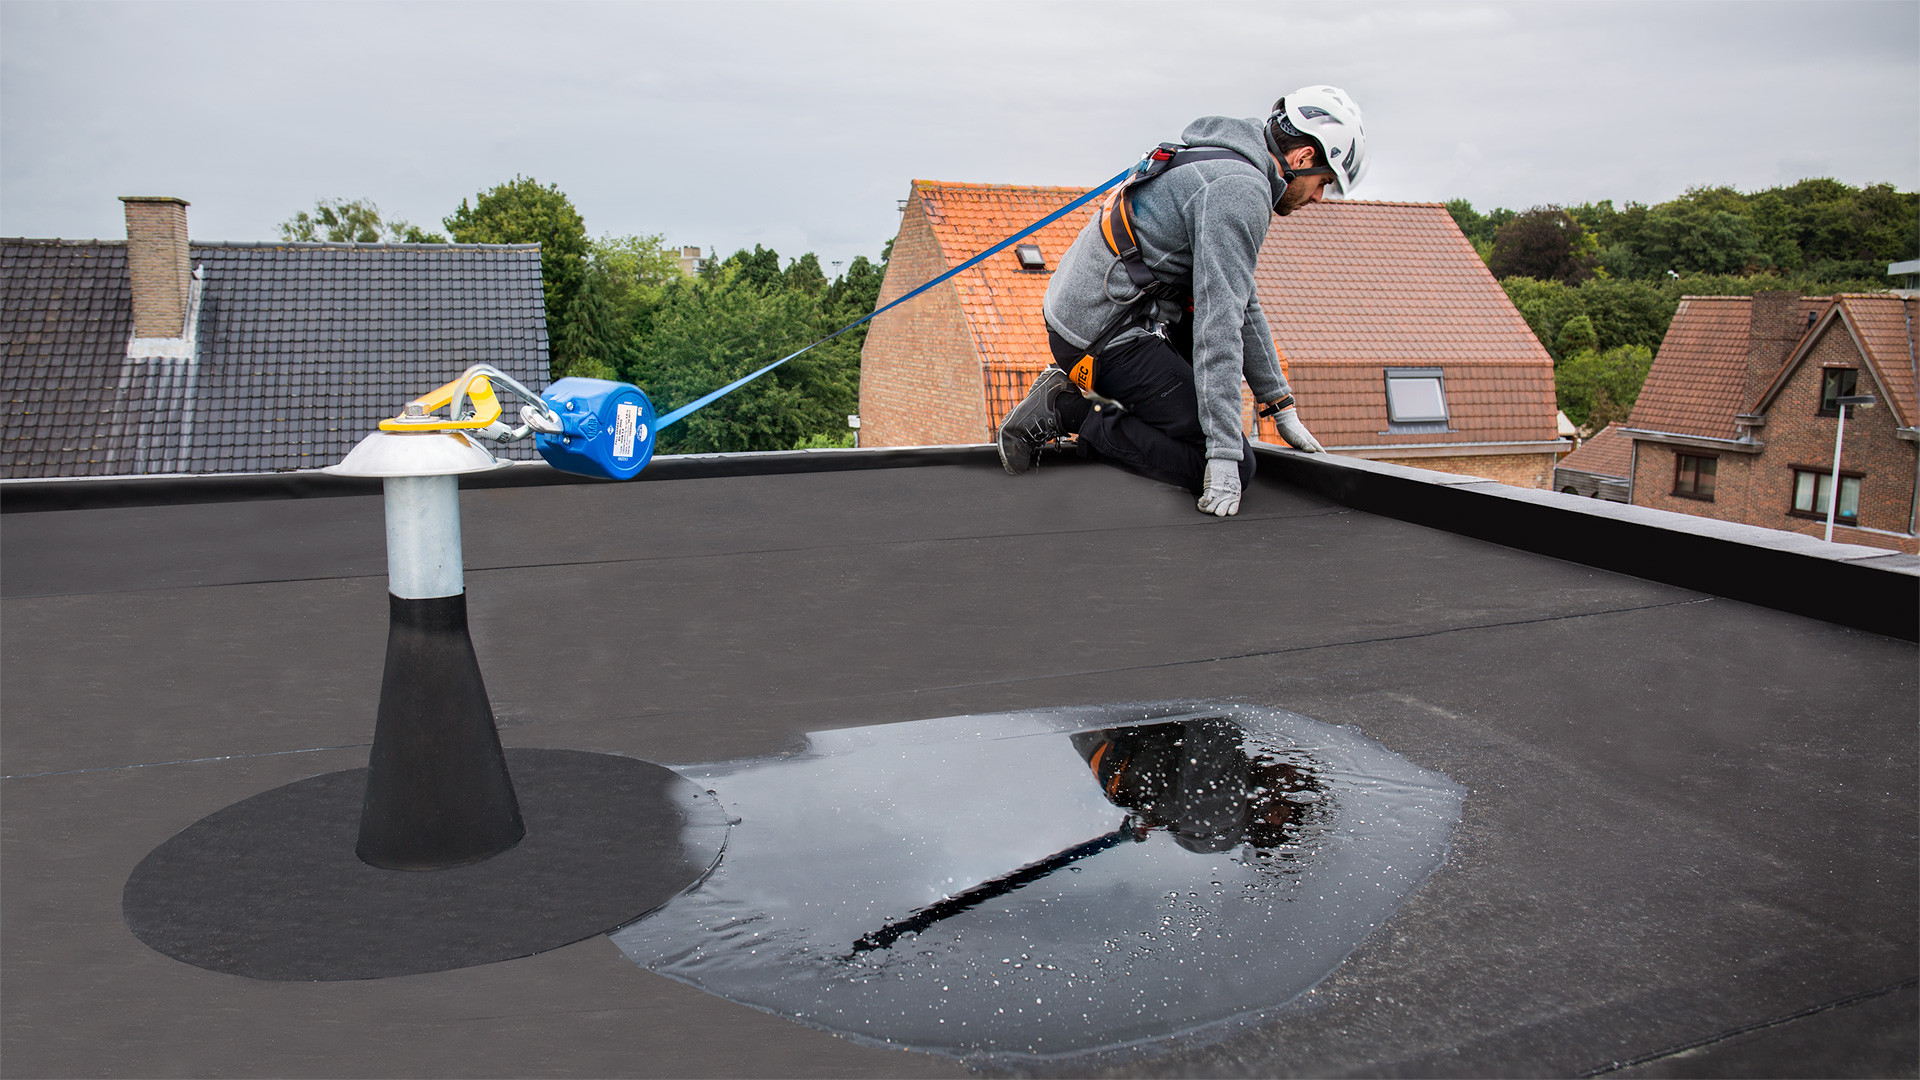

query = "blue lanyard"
655;166;1135;431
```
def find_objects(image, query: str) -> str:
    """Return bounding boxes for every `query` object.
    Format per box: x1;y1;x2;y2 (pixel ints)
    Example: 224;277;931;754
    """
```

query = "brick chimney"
120;196;192;339
1744;290;1804;412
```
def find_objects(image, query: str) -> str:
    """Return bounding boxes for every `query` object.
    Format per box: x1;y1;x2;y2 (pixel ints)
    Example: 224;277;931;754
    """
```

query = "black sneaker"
997;368;1073;475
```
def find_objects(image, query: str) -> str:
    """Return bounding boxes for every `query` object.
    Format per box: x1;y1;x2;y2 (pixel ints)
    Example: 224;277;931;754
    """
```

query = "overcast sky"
4;1;1915;275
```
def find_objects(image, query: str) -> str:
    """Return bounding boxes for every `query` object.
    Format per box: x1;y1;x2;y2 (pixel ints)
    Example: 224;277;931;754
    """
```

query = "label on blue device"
614;402;639;459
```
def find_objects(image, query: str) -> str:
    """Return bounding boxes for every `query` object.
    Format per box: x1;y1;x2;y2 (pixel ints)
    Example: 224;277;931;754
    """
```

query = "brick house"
860;180;1566;487
1621;291;1920;552
1;196;549;478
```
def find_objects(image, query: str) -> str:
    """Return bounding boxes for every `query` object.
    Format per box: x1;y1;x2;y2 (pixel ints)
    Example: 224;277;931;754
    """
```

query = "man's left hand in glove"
1261;396;1324;453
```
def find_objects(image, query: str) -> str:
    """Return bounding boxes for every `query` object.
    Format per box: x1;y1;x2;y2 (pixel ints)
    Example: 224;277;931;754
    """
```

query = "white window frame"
1384;368;1450;426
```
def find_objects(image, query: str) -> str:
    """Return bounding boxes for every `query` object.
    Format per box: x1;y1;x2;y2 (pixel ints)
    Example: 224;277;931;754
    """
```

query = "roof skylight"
1385;368;1450;429
1014;244;1046;272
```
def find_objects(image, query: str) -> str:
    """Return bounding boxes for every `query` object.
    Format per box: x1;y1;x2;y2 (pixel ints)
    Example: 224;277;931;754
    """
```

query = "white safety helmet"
1267;84;1367;195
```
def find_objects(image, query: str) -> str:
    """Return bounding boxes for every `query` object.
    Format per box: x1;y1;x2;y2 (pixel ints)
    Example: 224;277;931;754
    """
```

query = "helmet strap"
1267;116;1336;207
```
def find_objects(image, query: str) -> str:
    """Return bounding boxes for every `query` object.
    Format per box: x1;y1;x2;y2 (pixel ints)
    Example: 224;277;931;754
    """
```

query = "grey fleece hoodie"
1042;115;1291;463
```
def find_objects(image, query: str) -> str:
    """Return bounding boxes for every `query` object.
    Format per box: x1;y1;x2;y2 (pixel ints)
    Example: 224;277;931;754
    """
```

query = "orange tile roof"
912;183;1559;445
1253;200;1559;446
910;180;1102;428
1556;422;1633;479
1626;297;1759;440
1627;295;1881;440
1833;294;1919;429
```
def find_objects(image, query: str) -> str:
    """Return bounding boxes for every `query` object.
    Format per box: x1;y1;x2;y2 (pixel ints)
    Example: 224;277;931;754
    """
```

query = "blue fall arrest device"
536;377;656;481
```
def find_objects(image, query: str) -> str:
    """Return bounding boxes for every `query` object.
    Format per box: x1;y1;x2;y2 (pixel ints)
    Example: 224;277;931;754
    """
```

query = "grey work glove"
1196;459;1242;517
1270;404;1324;453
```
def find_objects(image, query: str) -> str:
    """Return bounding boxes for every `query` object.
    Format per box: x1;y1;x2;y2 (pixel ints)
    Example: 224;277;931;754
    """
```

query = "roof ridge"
0;237;127;246
194;241;541;251
0;238;540;250
909;180;1450;210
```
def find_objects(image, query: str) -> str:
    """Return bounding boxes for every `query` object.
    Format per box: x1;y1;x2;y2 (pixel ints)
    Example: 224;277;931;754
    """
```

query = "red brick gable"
1753;295;1918;429
903;180;1103;430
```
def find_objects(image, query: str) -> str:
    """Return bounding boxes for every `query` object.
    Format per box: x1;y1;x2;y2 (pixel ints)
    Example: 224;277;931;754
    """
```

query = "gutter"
1318;439;1570;459
1617;427;1766;454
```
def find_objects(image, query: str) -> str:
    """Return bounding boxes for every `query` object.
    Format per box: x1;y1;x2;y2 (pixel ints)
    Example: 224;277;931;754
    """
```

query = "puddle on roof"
611;704;1463;1062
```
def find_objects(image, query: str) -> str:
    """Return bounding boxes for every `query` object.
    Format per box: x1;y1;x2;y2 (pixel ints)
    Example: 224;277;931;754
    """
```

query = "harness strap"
1099;146;1248;304
1069;145;1259;401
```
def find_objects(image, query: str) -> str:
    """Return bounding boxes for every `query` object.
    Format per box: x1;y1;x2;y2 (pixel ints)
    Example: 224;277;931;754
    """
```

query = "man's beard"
1274;179;1318;216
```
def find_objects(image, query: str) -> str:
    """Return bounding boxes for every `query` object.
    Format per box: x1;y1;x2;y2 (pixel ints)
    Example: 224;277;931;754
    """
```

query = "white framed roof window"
1384;367;1451;433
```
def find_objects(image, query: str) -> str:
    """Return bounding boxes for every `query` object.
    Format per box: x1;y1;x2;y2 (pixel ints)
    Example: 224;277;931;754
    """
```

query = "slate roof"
1;240;548;478
906;184;1559;449
1626;294;1828;440
1555;422;1633;480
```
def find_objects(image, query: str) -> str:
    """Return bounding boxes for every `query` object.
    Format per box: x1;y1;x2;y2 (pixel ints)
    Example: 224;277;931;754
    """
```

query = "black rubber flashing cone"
357;592;524;869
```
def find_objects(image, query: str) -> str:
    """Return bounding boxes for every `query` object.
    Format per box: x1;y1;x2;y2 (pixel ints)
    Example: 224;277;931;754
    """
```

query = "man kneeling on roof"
997;85;1367;517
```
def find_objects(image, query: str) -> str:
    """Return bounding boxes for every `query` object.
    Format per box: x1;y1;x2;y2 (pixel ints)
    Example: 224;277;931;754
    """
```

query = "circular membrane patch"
611;704;1463;1062
125;748;728;981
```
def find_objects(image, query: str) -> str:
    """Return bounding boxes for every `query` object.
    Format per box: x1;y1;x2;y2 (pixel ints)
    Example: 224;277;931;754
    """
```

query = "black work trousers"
1048;327;1255;495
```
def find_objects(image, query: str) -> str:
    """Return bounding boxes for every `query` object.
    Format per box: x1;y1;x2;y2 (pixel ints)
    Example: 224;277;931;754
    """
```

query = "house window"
1790;468;1861;525
1384;368;1449;432
1819;368;1858;415
1673;453;1717;500
1013;244;1047;272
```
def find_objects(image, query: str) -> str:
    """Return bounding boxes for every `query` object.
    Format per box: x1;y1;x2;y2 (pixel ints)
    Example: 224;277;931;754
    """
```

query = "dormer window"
1384;367;1450;432
1014;244;1047;272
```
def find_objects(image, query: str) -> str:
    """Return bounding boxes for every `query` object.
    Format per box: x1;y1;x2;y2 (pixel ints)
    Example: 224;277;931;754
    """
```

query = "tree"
1635;201;1761;277
826;254;884;315
445;176;590;377
1445;199;1512;262
1557;344;1654;431
1488;207;1598;285
279;198;444;243
785;252;826;297
722;245;785;291
626;271;859;453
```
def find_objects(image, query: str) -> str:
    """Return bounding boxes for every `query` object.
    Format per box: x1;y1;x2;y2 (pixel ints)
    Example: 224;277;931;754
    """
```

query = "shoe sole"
996;370;1069;475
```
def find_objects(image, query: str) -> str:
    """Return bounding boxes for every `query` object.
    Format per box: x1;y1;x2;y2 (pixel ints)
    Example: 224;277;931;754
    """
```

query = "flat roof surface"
4;455;1915;1077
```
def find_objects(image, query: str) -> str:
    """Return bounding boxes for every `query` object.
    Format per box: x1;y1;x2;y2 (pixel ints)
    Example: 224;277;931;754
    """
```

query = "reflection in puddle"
613;705;1462;1062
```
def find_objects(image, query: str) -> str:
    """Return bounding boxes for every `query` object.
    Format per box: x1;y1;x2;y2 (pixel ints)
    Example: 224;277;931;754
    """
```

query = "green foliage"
1457;179;1915;288
785;252;827;297
624;267;860;454
1556;313;1598;356
826;254;884;314
445;176;590;377
589;233;683;313
795;430;856;450
1489;207;1599;285
1557;344;1654;431
279;198;444;243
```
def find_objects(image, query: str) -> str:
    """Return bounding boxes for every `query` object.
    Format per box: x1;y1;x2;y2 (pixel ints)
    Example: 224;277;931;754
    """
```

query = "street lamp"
1826;393;1876;542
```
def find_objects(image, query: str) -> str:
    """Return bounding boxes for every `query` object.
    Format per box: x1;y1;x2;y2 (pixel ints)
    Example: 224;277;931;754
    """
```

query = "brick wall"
1632;444;1761;525
858;196;989;447
1631;316;1918;553
1384;452;1558;488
